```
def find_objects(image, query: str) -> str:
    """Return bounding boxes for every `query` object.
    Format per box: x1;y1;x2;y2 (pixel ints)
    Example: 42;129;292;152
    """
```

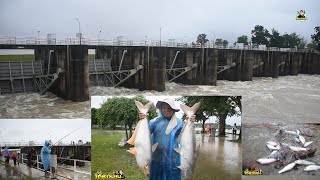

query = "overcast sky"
0;119;91;146
91;96;241;125
0;0;319;43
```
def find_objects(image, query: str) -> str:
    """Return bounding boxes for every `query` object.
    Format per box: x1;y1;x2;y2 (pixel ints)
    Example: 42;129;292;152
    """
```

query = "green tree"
222;40;228;47
91;108;98;125
178;96;241;137
97;96;157;140
282;32;304;48
311;26;320;51
236;35;249;45
196;33;209;46
215;38;223;46
251;25;270;46
269;28;284;47
307;40;318;52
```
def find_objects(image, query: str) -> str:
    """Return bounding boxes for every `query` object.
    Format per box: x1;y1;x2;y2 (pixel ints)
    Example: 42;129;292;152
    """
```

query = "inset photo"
91;96;242;179
243;123;320;177
0;119;91;179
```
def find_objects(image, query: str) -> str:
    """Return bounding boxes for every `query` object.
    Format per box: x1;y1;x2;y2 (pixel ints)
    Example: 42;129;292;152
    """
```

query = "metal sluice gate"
0;60;60;94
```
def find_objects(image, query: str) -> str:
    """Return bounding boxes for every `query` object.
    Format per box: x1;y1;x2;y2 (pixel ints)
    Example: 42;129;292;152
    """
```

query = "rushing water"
0;75;319;122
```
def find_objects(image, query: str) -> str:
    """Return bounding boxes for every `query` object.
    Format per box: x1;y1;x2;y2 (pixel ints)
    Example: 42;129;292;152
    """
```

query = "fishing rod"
53;127;81;145
0;133;6;146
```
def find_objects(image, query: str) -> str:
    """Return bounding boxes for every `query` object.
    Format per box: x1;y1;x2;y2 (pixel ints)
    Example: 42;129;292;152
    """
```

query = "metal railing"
0;36;314;53
18;153;90;180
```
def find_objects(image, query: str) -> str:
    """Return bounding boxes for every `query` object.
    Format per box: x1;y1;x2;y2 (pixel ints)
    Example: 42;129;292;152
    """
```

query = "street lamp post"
37;31;40;44
160;28;162;46
75;18;81;45
212;32;216;47
145;36;147;46
98;30;102;45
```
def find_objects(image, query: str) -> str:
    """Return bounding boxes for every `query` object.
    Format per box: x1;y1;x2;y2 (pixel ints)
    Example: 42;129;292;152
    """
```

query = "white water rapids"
0;74;319;123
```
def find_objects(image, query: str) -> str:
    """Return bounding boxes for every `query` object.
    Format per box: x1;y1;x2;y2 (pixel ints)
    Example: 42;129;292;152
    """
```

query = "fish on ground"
278;162;296;174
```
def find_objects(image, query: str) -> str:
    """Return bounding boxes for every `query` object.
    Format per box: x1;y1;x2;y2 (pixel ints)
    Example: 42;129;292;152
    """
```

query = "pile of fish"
257;127;320;174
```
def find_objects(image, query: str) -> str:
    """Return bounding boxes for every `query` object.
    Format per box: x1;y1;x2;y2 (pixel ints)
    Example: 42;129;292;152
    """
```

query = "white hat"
156;98;180;112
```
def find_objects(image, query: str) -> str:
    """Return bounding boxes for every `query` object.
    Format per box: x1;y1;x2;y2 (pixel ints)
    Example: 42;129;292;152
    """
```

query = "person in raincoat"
41;140;53;178
139;98;196;180
4;146;10;164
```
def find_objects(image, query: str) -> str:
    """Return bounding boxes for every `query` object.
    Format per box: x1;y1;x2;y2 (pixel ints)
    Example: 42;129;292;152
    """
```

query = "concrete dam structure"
0;44;319;102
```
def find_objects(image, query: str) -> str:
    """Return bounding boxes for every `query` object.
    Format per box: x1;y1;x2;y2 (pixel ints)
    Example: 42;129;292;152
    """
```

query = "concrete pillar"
229;51;241;81
52;49;67;98
195;51;202;84
271;52;280;78
310;53;317;74
148;47;166;91
282;53;290;76
134;50;140;86
205;48;218;85
262;51;271;77
69;45;89;101
186;51;194;83
289;52;299;75
317;54;320;75
95;48;108;59
34;48;47;61
242;50;254;81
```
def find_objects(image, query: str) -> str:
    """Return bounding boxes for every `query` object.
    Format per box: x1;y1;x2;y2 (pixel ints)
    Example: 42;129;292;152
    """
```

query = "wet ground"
192;133;241;180
0;158;42;179
242;123;320;179
0;157;91;180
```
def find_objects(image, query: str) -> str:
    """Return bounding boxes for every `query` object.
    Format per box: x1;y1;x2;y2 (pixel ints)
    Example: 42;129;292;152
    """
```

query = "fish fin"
129;148;137;155
177;165;186;171
180;102;201;116
195;144;200;156
165;115;177;135
144;162;150;176
152;143;158;153
135;100;153;112
127;121;141;145
190;102;201;113
174;148;182;153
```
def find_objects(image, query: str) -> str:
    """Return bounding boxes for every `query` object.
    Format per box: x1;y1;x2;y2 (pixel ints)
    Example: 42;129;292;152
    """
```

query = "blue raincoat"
4;147;9;157
149;110;184;180
41;140;51;171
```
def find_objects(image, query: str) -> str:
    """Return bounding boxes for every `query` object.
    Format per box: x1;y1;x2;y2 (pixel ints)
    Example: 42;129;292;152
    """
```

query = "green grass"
91;129;147;180
0;55;34;61
88;54;95;61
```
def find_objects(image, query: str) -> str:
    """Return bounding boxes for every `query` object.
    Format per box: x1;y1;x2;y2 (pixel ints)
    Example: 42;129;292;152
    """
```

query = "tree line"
196;25;320;51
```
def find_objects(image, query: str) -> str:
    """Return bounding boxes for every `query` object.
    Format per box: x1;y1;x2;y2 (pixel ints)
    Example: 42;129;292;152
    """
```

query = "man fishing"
41;140;53;178
139;98;196;180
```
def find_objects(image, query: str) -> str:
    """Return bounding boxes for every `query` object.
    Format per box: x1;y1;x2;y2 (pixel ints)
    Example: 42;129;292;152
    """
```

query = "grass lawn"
0;55;34;61
91;129;147;180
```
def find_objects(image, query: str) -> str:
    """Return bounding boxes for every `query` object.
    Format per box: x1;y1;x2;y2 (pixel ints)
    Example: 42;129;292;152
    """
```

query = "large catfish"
127;101;158;176
175;102;201;179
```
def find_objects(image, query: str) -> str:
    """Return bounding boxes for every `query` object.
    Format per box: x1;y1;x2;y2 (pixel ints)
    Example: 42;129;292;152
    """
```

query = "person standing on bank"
41;140;53;178
11;151;18;165
4;146;10;164
139;98;196;180
233;123;237;135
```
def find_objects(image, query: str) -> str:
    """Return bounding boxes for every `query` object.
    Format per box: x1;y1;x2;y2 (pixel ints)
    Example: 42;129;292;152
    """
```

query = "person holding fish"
139;98;197;180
